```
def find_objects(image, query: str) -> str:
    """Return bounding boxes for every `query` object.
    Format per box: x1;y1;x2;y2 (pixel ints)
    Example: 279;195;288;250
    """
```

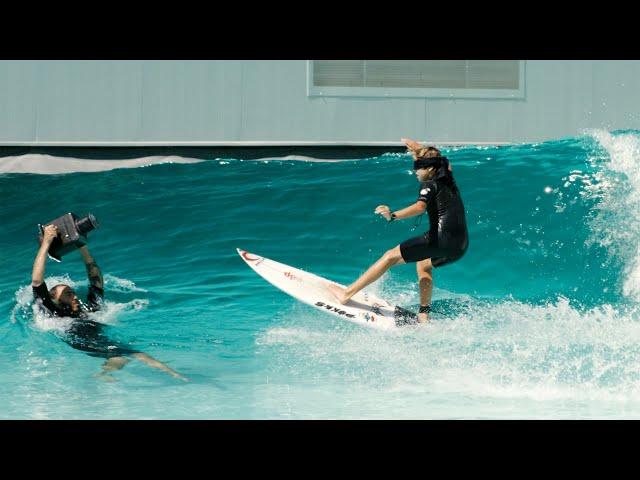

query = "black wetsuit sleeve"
85;260;104;312
32;282;58;314
417;181;436;203
86;285;104;312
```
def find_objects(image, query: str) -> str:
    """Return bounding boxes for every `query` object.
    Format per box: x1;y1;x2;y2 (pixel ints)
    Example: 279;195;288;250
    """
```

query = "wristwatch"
389;213;397;222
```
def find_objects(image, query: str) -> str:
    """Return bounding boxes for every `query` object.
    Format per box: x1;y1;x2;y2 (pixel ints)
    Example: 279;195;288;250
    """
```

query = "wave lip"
0;154;203;175
585;129;640;301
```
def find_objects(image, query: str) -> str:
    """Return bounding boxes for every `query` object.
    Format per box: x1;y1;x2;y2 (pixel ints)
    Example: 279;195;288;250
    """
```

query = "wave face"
2;130;640;418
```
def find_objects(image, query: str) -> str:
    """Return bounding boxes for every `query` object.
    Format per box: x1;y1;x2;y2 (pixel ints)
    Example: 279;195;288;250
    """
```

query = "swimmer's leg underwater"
131;352;188;382
96;356;130;381
96;353;188;382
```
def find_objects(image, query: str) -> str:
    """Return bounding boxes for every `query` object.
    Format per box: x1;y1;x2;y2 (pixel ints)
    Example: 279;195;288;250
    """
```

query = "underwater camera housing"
38;213;99;262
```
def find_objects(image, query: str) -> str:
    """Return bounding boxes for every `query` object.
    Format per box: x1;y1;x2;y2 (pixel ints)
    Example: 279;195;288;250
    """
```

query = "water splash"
258;295;640;413
585;129;640;300
103;274;148;293
11;275;149;331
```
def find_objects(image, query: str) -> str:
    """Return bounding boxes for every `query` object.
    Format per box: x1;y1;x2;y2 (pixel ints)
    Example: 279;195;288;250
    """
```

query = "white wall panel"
1;60;639;145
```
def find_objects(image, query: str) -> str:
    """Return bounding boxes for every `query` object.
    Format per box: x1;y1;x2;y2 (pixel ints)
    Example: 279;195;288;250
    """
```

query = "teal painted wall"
1;60;639;145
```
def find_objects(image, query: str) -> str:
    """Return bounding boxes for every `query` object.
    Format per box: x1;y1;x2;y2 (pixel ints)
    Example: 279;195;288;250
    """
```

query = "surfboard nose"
238;249;263;262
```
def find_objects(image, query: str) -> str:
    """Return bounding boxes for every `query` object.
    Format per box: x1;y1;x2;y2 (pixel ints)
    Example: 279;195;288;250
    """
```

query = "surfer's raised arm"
401;137;423;152
403;137;451;171
32;224;57;287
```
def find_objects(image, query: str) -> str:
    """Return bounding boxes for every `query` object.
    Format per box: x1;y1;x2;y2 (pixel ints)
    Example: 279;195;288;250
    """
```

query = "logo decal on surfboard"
284;271;301;282
315;301;356;318
240;250;263;263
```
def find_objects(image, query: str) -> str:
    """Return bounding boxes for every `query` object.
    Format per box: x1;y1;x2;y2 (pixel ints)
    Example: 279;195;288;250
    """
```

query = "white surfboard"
237;248;417;330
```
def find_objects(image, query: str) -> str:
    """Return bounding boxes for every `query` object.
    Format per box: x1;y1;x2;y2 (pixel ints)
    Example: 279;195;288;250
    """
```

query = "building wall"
1;60;639;145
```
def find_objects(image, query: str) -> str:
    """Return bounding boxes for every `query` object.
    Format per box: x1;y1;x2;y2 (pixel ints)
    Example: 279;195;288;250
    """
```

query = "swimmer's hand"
41;224;58;245
375;205;392;221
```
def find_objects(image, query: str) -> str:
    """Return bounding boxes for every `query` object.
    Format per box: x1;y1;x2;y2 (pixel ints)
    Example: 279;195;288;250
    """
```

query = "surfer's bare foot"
417;313;430;324
327;284;350;305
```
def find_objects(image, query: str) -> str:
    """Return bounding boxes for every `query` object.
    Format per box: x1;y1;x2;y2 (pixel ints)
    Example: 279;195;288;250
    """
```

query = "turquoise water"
2;129;640;419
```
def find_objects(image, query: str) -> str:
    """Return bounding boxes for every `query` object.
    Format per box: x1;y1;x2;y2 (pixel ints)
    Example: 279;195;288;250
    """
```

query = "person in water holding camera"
32;224;188;382
328;138;469;323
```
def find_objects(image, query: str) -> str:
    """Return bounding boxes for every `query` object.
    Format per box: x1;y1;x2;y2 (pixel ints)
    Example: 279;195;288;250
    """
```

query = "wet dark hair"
49;284;69;302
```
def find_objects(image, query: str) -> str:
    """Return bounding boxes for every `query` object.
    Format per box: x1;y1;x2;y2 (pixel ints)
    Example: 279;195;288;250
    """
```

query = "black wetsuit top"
32;282;138;358
399;171;469;266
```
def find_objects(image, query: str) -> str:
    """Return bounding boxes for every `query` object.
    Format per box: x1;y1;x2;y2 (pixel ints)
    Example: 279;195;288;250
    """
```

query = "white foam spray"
0;154;203;175
11;275;149;331
585;129;640;301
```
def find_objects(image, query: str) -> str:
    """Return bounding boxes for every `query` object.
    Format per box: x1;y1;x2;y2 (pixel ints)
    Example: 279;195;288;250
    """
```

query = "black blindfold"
413;156;448;170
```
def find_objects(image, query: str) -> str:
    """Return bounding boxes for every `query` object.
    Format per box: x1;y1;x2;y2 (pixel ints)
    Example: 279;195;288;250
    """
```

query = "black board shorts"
399;231;467;267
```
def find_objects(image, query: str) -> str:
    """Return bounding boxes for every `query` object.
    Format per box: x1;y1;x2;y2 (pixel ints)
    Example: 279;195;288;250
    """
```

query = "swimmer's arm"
32;225;57;287
31;243;50;287
79;246;103;290
392;201;427;220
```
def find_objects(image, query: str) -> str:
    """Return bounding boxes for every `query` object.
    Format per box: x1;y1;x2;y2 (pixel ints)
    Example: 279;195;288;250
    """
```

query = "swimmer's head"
50;284;80;314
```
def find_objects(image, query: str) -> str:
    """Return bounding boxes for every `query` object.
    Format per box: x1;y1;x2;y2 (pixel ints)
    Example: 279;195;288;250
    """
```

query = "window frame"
307;60;526;99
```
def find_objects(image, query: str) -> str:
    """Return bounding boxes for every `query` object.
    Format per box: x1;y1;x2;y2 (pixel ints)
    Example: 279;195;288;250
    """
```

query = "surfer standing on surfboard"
328;138;469;323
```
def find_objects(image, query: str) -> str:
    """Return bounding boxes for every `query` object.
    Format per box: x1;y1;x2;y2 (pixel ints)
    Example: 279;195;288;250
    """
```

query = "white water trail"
0;154;203;175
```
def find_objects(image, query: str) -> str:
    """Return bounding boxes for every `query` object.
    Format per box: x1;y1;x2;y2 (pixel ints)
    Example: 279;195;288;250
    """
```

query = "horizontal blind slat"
366;60;466;88
313;60;364;87
312;60;520;90
467;60;519;89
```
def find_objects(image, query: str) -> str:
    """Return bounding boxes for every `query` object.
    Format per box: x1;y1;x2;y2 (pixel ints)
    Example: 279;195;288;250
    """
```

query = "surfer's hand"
375;205;392;221
401;137;422;152
42;225;58;244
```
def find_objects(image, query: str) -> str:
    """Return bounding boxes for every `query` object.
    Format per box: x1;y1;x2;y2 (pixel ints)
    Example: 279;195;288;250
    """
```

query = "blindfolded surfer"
328;138;469;323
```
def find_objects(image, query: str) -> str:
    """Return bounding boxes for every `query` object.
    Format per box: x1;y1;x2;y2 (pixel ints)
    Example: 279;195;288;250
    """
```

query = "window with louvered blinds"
309;60;523;98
